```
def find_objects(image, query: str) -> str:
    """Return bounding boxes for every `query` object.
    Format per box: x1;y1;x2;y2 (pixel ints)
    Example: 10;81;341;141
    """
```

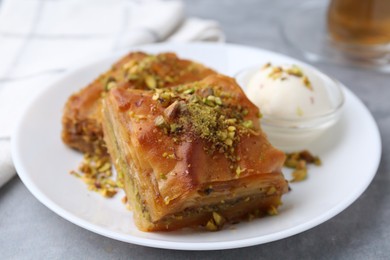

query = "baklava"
102;74;288;231
62;52;216;155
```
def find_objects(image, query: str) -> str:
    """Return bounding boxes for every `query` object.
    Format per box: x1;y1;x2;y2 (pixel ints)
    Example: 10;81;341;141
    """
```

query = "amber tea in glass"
327;0;390;59
281;0;390;71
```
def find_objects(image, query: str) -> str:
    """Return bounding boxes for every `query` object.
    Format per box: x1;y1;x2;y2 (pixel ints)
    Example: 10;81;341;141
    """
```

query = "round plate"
11;43;381;250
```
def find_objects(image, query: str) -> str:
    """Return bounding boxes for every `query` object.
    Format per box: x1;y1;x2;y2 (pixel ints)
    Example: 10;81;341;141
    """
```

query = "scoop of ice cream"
246;63;333;119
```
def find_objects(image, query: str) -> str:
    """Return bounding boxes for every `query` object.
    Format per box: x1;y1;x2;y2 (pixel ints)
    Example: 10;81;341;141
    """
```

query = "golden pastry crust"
62;52;216;155
102;74;288;231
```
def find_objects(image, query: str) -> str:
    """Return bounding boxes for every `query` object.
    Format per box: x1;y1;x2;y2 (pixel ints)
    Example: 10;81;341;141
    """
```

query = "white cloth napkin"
0;0;224;187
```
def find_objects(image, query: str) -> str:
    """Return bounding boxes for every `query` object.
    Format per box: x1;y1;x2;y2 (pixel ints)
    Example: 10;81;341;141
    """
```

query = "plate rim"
11;42;382;250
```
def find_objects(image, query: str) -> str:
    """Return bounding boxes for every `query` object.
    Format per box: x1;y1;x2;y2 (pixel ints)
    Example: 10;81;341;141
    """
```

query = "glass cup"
281;0;390;72
327;0;390;60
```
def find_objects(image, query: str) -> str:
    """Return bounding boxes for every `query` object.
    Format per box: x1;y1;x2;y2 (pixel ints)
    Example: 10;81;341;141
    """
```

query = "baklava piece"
102;74;288;231
62;52;216;155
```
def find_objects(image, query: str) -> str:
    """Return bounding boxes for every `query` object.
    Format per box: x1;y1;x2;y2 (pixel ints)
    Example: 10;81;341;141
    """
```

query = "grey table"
1;0;389;259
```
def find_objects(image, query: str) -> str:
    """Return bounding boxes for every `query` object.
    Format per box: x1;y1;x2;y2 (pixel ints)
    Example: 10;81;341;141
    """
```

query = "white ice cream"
246;64;333;119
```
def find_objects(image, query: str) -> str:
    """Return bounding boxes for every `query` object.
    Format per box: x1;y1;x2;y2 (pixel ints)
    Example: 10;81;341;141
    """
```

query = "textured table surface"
1;0;389;259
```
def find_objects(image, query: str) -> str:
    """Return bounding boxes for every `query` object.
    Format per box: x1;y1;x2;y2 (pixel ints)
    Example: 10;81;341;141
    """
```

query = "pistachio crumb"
145;75;157;89
291;168;308;182
284;150;322;182
212;212;226;226
242;120;254;129
70;153;121;198
286;65;303;77
206;212;225;231
267;205;278;216
183;88;194;94
152;92;159;101
302;76;313;90
154;115;166;128
205;219;218;231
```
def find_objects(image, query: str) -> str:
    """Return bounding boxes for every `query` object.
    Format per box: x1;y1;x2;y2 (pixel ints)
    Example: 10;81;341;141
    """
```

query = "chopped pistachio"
70;154;121;198
152;92;159;101
218;130;228;140
268;67;283;80
154;115;166;128
207;95;216;101
164;101;180;119
104;77;117;91
129;65;138;74
160;92;172;100
284;159;298;169
204;98;215;107
158;92;172;107
212;212;226;226
123;59;137;70
189;95;200;103
100;188;117;198
162;152;176;159
228;126;236;132
215;97;222;105
183;88;195;94
302;76;313;90
286;65;303;77
267;205;278;216
205;219;218;231
126;74;139;81
242;120;254;129
98;162;111;172
284;150;321;182
291;168;308;182
106;81;117;91
170;123;181;133
225;118;237;124
224;138;233;146
314;157;322;166
145;75;157;89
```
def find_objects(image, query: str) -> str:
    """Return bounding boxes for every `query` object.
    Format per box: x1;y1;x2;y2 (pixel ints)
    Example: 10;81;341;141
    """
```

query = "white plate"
12;43;381;250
